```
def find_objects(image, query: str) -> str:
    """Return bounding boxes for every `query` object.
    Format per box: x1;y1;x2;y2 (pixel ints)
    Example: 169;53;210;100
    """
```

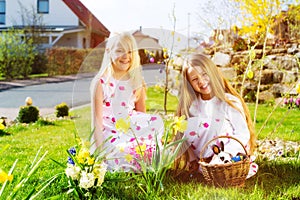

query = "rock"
212;52;231;67
220;67;237;80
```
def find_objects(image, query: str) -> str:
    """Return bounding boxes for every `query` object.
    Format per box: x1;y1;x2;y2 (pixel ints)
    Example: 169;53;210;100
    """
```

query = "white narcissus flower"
65;164;81;180
79;171;95;189
93;162;107;186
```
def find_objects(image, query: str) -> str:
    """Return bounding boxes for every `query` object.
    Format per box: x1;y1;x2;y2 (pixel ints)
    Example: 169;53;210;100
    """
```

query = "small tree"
0;29;36;80
232;0;282;126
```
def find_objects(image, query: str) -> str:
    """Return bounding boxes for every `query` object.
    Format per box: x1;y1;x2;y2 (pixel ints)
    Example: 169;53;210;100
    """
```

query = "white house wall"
54;30;90;48
2;0;78;27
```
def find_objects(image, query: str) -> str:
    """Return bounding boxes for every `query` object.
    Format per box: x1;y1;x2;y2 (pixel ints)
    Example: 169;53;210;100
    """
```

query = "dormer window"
0;0;5;24
37;0;49;14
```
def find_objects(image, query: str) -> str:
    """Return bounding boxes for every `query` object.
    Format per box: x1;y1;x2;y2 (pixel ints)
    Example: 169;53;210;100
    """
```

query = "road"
0;64;166;120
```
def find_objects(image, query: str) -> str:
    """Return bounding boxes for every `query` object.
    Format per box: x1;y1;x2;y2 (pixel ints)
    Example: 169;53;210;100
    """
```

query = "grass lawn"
0;87;299;199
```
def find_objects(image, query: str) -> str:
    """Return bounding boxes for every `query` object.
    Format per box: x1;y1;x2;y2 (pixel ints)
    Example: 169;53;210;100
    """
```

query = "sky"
80;0;210;39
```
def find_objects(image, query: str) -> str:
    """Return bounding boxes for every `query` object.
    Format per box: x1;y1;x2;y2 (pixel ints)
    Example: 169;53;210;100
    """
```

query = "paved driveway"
0;64;166;121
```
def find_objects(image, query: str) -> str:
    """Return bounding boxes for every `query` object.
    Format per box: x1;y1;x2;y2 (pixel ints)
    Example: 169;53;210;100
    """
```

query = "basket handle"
199;135;248;159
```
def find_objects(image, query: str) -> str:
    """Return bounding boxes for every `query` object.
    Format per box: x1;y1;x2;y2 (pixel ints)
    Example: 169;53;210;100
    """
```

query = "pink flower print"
111;117;116;123
189;131;196;136
109;82;114;87
100;79;104;84
150;116;157;121
148;134;153;140
105;101;111;107
110;138;116;143
115;159;119;165
119;86;125;91
111;130;116;134
136;125;141;131
203;122;209;128
121;102;126;107
129;138;135;142
215;118;220;122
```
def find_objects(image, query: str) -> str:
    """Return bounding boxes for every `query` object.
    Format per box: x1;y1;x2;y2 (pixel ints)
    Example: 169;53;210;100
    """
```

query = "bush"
55;102;69;118
232;37;248;52
17;106;39;123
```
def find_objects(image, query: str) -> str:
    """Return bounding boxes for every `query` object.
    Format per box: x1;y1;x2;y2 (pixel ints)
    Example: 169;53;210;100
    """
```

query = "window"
37;0;49;14
0;0;5;25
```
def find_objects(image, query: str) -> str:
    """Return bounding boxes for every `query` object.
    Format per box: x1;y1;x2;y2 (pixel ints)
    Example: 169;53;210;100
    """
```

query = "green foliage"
17;105;39;123
1;103;300;199
45;47;100;76
55;102;69;118
0;29;37;80
287;4;300;40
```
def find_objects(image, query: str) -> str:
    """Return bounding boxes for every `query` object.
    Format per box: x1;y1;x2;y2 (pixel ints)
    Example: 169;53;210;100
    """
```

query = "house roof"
62;0;110;37
132;30;162;50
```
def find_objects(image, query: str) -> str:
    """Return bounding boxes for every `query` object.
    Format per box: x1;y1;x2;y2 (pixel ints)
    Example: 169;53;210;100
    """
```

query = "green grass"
0;87;299;199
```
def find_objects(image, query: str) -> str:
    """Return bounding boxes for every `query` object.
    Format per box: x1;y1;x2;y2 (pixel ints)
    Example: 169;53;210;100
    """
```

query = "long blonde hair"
177;53;256;154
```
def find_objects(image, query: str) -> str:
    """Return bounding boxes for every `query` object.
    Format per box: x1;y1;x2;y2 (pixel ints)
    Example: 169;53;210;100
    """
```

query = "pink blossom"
109;83;114;87
189;131;196;136
136;126;141;131
100;79;104;84
119;86;125;90
111;117;116;123
203;122;209;128
110;138;116;143
105;102;110;106
129;138;135;142
150;116;157;121
121;102;126;106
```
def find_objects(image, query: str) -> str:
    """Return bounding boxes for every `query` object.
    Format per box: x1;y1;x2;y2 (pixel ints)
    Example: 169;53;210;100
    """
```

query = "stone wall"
209;43;300;103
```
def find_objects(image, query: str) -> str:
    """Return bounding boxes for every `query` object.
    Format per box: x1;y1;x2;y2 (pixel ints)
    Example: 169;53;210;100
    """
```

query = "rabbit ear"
220;141;225;151
212;145;220;155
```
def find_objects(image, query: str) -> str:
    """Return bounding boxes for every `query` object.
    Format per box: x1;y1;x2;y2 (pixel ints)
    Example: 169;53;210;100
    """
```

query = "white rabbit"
209;141;232;165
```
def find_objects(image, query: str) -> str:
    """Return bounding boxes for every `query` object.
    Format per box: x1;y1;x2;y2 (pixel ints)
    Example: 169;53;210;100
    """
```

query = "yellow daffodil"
173;115;188;133
125;154;133;162
0;169;13;183
115;117;130;133
0;123;5;130
135;143;146;156
87;157;95;165
296;82;300;94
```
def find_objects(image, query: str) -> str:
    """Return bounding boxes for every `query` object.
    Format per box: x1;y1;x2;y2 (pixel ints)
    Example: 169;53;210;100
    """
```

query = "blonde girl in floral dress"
175;53;257;178
90;32;164;172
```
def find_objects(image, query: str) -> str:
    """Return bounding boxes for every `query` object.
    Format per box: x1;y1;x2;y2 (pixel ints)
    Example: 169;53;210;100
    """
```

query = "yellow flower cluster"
115;117;130;133
0;169;13;183
296;82;300;94
76;140;95;165
173;115;188;134
0;119;5;130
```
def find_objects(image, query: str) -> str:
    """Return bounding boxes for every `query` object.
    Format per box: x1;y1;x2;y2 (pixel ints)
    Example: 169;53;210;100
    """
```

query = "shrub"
55;102;69;118
232;37;248;52
17;106;39;123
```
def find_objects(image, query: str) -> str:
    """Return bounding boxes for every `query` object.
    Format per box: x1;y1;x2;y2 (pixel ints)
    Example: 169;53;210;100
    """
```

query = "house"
132;28;163;64
0;0;110;49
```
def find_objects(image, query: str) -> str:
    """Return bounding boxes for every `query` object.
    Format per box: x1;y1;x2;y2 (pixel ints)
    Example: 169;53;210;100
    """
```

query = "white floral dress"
99;76;164;172
183;94;258;178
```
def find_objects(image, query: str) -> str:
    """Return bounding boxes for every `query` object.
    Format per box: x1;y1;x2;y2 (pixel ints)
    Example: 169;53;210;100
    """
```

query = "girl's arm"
226;100;251;154
135;86;146;112
93;81;104;148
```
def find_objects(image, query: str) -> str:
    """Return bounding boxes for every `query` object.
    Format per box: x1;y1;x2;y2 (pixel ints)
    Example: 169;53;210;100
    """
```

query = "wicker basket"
199;135;250;187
